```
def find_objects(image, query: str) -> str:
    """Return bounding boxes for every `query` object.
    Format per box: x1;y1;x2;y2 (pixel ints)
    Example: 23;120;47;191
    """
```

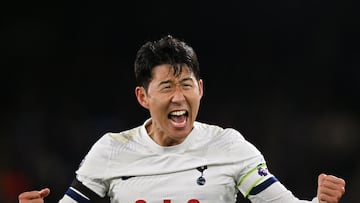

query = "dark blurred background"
1;0;359;202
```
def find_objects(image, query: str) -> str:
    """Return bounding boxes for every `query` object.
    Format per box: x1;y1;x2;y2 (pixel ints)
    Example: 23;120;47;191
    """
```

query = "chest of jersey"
108;164;238;203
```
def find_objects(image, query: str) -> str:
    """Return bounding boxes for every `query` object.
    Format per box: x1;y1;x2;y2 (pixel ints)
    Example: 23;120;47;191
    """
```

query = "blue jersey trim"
249;176;278;196
65;188;92;203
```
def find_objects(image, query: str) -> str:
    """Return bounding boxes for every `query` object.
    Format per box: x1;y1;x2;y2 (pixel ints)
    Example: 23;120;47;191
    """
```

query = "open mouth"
168;110;188;127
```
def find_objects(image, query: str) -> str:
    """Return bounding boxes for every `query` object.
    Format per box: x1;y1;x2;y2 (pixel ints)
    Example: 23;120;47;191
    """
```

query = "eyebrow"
180;77;194;83
158;80;172;87
157;77;194;87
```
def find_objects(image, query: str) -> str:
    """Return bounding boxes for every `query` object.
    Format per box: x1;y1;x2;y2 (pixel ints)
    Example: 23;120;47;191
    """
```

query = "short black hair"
134;35;200;91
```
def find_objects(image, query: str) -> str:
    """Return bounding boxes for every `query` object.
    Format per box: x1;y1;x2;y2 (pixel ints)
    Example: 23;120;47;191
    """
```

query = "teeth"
170;110;186;116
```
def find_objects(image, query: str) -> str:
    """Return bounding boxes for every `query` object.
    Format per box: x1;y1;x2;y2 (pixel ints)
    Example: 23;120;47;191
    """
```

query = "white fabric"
59;194;78;203
248;182;318;203
59;119;317;203
237;163;275;197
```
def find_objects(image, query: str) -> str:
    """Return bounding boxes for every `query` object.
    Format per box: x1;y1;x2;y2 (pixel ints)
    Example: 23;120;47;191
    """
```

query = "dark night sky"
1;1;359;202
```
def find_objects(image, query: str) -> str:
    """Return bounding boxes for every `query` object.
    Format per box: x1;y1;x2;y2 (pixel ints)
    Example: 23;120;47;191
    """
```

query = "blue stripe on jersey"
249;176;278;196
65;188;92;203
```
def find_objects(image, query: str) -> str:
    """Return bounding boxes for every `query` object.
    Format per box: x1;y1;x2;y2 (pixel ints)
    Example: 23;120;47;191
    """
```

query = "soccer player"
19;35;345;203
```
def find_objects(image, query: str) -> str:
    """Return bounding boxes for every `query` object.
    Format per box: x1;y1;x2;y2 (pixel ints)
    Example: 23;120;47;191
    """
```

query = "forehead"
151;64;194;81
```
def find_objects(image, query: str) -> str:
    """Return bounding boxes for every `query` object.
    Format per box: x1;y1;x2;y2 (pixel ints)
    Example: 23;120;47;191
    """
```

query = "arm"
18;188;50;203
232;131;345;203
245;173;345;203
58;178;106;203
17;183;104;203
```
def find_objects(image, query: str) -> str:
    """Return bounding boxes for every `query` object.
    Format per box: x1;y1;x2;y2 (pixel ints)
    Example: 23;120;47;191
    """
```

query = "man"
19;35;345;203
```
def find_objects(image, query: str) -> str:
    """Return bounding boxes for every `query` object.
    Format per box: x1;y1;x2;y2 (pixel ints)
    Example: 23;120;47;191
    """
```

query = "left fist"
317;174;345;203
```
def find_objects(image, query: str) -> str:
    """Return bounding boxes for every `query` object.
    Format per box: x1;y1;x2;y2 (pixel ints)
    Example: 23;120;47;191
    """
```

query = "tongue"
170;115;186;123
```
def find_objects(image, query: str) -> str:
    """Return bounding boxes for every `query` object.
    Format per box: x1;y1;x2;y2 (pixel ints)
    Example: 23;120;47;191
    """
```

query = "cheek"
148;98;168;113
189;95;201;107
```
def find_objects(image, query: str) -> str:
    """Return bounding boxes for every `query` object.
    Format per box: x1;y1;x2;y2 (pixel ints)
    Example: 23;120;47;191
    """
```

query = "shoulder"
194;121;245;140
104;126;142;145
76;125;143;178
92;126;142;149
194;121;261;156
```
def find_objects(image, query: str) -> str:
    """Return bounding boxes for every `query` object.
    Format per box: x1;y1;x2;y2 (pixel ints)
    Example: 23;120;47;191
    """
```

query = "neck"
145;121;183;146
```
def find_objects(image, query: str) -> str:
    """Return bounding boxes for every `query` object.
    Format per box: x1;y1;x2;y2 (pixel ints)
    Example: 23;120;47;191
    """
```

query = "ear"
135;86;149;109
198;79;204;98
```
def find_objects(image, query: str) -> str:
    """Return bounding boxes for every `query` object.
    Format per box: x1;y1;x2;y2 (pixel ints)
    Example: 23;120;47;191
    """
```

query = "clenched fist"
317;174;345;203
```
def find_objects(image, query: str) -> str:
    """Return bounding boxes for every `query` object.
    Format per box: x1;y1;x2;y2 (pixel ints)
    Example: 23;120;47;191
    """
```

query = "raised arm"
245;173;345;203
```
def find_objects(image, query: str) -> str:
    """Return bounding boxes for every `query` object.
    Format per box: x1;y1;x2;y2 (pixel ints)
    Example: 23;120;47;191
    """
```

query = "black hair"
134;35;200;91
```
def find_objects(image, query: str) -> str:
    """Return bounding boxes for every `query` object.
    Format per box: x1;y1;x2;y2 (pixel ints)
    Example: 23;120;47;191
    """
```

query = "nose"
171;86;186;103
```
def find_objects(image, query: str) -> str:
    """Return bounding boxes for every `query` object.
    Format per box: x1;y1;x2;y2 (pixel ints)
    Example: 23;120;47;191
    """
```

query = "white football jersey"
59;119;317;203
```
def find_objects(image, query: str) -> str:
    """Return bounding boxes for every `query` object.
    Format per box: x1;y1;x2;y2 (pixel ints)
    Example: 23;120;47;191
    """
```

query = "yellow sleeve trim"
237;163;267;188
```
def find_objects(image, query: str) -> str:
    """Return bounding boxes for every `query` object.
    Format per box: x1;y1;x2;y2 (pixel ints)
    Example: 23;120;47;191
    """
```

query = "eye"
160;85;172;92
181;78;195;88
182;83;193;89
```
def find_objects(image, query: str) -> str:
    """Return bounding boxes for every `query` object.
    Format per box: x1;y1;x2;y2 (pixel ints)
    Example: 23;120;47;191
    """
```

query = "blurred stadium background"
1;1;359;202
